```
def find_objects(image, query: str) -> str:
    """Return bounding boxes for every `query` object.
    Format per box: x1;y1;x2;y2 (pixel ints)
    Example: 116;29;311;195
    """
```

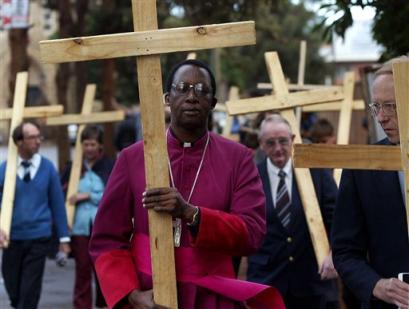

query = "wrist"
186;206;200;226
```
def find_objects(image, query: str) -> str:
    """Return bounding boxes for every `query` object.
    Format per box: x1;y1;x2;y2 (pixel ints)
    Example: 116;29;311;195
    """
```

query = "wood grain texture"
334;72;355;185
40;21;255;63
0;72;28;247
302;100;364;112
132;1;177;307
222;86;239;139
393;61;409;238
64;84;96;227
226;88;344;115
265;52;330;268
0;105;63;120
46;110;124;126
293;144;402;170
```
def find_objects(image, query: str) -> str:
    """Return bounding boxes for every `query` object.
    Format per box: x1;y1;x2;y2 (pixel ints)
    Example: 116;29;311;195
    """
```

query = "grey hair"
375;55;409;76
258;113;292;140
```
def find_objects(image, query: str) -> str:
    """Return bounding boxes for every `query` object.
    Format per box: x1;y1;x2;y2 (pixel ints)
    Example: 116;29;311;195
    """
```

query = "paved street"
0;252;75;309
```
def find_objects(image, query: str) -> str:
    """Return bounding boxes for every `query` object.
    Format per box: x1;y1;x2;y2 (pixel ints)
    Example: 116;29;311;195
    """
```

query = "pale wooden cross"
39;1;256;306
258;43;359;185
0;72;65;247
293;60;409;237
213;86;241;141
45;84;125;227
0;72;28;247
226;51;347;267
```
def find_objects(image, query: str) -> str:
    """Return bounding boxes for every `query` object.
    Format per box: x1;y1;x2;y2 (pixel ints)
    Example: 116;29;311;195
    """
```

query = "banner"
0;0;30;30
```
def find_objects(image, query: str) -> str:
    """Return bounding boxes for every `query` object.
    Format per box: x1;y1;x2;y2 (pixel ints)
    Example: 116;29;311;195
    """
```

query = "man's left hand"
59;242;71;255
319;251;338;280
142;187;195;221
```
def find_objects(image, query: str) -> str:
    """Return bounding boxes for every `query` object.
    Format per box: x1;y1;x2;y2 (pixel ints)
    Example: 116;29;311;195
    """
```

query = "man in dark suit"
247;114;339;309
332;56;409;309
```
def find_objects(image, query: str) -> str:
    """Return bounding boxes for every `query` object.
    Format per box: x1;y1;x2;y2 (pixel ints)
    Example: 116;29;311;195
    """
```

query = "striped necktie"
21;161;31;182
276;170;291;228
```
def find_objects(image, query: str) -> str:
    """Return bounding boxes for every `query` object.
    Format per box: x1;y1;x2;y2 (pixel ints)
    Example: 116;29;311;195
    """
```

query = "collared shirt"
266;158;293;206
17;153;41;180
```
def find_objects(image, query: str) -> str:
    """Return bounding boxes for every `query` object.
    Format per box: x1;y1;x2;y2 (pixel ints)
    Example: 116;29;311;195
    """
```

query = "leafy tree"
315;0;409;59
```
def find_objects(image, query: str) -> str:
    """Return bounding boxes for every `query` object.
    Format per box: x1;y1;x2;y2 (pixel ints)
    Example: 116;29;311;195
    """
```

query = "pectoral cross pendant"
173;218;182;247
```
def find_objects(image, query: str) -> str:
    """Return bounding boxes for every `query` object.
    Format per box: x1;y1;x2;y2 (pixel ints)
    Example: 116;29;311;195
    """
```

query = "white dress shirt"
17;153;41;181
266;158;293;206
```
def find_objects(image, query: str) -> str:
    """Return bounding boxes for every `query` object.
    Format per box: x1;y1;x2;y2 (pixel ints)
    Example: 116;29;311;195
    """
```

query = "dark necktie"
21;161;31;182
276;170;291;228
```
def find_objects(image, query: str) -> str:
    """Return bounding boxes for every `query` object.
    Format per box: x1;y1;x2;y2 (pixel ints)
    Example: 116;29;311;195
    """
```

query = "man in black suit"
247;114;339;309
332;56;409;309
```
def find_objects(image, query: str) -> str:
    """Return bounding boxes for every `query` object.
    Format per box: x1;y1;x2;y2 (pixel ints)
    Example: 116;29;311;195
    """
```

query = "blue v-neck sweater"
0;157;69;240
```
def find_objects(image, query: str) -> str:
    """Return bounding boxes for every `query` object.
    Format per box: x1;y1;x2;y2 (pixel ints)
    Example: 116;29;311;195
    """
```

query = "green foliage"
316;0;409;60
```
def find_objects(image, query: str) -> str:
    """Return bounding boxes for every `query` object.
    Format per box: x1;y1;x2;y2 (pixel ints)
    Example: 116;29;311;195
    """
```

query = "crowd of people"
0;55;408;309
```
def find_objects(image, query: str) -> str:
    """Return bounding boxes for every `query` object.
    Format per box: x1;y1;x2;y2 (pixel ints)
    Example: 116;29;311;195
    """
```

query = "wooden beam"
0;72;28;247
46;110;125;126
64;84;96;227
393;61;409;237
0;105;63;120
334;72;355;185
302;100;365;112
293;144;402;170
265;51;330;268
132;1;177;307
222;86;239;139
257;82;342;92
226;88;344;115
40;21;255;64
295;40;307;125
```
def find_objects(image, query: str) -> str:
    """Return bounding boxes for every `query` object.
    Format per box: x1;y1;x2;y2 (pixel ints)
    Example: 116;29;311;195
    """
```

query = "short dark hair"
12;120;41;145
165;59;217;97
309;118;334;143
81;125;104;144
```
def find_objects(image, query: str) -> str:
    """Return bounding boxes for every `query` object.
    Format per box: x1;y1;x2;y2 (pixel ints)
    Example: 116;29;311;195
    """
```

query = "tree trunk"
55;0;74;171
8;28;29;107
102;59;116;157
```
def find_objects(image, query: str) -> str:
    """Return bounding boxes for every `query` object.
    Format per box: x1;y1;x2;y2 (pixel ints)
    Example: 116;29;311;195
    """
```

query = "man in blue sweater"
0;120;70;309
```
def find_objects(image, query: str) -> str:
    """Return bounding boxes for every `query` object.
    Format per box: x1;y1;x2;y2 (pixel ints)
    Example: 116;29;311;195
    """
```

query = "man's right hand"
128;289;169;309
373;278;409;307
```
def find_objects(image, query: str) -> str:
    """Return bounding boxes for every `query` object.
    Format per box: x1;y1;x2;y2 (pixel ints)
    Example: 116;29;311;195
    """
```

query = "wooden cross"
39;1;256;306
294;60;409;237
44;84;125;227
0;105;63;120
256;44;359;185
227;51;344;268
0;72;28;247
0;72;65;247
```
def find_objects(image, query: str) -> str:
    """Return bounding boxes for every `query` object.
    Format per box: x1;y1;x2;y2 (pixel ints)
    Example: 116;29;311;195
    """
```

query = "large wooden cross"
0;71;65;247
39;1;256;307
45;84;125;227
226;51;345;268
294;61;409;237
0;72;28;247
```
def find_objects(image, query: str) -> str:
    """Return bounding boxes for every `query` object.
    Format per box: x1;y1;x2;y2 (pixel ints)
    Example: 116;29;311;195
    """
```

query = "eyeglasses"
171;82;211;98
24;134;44;141
263;137;291;148
368;101;397;117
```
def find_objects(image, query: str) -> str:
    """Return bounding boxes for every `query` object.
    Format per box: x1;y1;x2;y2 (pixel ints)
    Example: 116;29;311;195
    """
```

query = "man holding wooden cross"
89;60;284;309
0;120;70;309
247;114;339;309
331;56;409;309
